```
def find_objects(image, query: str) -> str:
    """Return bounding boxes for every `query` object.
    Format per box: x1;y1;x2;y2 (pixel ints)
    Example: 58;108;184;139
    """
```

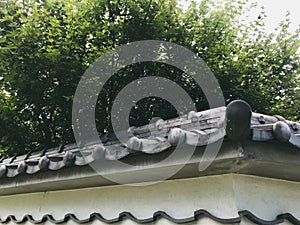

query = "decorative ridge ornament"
226;100;252;141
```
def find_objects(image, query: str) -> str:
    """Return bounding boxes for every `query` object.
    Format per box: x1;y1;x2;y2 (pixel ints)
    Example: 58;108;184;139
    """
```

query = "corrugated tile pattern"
0;210;298;224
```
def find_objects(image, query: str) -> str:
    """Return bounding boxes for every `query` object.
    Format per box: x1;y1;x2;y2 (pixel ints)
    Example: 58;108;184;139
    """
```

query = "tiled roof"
0;210;298;224
0;100;299;179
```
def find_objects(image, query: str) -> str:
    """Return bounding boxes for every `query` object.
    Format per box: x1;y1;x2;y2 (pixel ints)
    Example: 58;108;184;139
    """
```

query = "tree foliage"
0;0;299;156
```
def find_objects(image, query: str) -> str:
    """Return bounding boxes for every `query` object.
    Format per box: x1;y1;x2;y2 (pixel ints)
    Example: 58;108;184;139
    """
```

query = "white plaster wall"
233;175;300;221
0;174;299;224
0;174;237;220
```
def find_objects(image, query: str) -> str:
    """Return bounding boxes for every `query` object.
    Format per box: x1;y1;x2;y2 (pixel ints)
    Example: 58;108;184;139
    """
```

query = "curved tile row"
0;210;298;224
0;106;227;178
0;124;226;178
0;148;93;178
0;100;299;179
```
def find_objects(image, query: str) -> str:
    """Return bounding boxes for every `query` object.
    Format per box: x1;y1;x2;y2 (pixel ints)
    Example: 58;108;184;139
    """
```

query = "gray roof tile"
0;100;299;179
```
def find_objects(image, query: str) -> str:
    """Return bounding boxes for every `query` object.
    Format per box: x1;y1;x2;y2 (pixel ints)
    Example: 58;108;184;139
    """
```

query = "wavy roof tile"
0;210;299;224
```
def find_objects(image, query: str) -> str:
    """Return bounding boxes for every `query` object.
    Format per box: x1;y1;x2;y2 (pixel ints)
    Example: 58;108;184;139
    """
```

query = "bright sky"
247;0;300;33
179;0;300;34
